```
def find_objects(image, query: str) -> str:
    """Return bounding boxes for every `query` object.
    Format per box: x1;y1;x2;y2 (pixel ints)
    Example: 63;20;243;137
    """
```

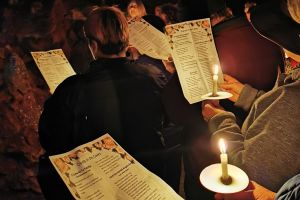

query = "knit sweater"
208;69;300;191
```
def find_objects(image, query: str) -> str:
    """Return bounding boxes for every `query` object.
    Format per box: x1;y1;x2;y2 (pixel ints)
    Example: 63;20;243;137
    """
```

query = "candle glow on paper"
219;138;229;181
212;64;219;96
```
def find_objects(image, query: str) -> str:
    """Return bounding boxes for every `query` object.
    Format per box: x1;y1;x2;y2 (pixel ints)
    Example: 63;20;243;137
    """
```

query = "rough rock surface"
0;47;48;199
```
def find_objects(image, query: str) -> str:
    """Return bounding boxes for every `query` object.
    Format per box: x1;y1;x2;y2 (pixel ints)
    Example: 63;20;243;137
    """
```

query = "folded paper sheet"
49;133;183;200
128;18;171;60
165;19;223;104
31;49;76;94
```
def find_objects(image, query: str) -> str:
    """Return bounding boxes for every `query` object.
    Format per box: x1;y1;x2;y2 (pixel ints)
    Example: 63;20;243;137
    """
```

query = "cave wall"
0;47;48;200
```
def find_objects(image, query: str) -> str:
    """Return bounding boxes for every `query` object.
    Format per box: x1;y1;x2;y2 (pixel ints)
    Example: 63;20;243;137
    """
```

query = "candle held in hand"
219;139;229;182
212;65;218;96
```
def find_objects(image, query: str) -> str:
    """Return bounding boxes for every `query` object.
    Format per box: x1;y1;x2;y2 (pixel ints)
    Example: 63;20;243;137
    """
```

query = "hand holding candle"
200;138;249;193
212;64;219;96
219;138;232;184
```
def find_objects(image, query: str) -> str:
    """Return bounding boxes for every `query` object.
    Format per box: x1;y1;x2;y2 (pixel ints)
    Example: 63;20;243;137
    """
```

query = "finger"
214;193;224;200
221;192;254;200
221;88;238;102
223;74;238;83
220;83;235;90
223;74;234;82
203;103;216;112
210;100;220;107
245;181;256;190
202;103;215;121
201;100;209;109
228;92;238;102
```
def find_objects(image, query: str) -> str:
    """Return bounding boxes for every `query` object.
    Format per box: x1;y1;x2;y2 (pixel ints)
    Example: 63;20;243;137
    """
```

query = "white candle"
212;64;219;96
219;138;229;181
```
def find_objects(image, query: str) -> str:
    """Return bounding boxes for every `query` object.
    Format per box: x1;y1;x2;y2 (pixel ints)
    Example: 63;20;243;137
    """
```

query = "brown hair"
84;6;129;55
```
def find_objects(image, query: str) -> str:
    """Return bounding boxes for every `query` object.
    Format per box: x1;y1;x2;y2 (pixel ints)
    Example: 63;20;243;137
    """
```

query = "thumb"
204;103;215;111
214;193;224;200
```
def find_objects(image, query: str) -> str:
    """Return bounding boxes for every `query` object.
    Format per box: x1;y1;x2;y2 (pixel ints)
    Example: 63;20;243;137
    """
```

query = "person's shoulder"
126;60;167;88
52;74;83;96
213;16;249;34
125;60;157;77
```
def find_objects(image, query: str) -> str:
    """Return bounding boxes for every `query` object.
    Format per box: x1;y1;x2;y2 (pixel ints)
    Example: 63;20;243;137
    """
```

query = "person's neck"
97;51;127;59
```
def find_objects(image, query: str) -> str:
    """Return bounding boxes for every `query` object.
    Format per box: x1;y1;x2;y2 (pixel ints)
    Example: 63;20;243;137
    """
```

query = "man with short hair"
38;6;179;199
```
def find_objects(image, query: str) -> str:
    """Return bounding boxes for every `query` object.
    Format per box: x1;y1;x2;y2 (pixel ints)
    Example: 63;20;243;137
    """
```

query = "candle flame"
213;64;219;75
219;138;226;154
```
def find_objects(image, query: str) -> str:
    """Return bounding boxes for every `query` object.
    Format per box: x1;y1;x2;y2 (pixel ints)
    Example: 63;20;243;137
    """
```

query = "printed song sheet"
49;133;183;200
165;19;223;104
31;49;76;94
128;18;171;60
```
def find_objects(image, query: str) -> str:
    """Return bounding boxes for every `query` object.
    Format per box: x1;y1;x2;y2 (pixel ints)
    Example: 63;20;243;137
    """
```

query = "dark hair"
142;14;165;33
160;3;179;24
84;6;129;55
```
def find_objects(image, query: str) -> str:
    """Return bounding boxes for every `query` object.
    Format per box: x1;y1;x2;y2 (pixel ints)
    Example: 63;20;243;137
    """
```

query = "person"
127;14;175;81
37;6;180;199
119;0;146;21
168;0;283;199
211;0;283;124
155;3;179;25
202;0;300;195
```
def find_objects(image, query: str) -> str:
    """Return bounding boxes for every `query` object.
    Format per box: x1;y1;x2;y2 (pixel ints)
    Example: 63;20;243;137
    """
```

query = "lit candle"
219;138;229;181
212;64;219;96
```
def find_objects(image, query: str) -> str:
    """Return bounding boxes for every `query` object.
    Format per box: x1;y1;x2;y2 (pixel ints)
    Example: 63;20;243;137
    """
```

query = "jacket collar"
88;57;129;72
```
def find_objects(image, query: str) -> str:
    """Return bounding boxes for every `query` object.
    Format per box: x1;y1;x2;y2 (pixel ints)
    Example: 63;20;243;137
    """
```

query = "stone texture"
0;46;48;199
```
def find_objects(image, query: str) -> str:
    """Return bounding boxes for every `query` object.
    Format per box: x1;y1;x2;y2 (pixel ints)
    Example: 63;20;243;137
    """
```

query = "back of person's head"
207;0;233;26
119;0;146;19
84;6;129;56
142;14;165;33
159;3;179;25
207;0;227;15
177;0;210;22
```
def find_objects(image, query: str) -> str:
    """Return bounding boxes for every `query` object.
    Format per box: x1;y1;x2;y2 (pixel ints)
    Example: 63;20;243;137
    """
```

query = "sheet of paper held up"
31;49;76;94
49;133;183;200
165;18;223;104
128;18;171;60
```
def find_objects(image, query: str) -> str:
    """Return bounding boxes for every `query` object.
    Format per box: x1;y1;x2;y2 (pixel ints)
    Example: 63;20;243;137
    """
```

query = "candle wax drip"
220;176;233;185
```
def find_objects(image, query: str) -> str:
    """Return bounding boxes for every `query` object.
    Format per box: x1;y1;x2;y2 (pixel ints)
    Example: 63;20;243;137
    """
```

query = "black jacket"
38;57;169;199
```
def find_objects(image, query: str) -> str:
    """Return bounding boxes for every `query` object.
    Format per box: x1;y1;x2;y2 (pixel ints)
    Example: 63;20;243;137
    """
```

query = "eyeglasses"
82;26;97;60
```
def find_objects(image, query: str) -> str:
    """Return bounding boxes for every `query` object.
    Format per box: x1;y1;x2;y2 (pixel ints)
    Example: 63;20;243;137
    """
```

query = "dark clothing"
213;16;283;92
214;15;283;124
137;54;173;81
38;58;178;199
162;74;215;200
177;0;210;22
